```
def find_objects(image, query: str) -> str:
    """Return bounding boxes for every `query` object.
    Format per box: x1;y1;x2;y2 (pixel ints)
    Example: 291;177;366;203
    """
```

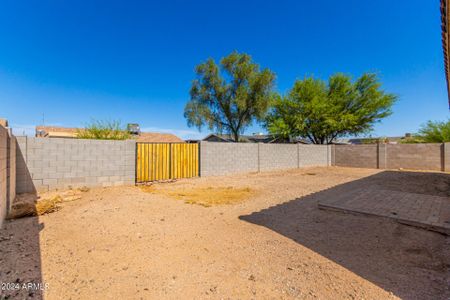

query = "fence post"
377;143;387;169
257;143;261;172
444;143;450;172
6;129;16;216
198;142;201;177
330;144;336;166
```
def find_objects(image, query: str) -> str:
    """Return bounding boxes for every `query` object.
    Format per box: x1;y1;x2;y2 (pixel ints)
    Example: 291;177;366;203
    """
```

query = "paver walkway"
318;187;450;235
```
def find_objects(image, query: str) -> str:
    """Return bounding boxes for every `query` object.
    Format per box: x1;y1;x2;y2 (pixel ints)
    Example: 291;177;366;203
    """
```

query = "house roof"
136;132;184;143
203;134;279;143
36;126;79;138
35;125;184;142
441;0;450;108
202;133;308;144
335;136;407;145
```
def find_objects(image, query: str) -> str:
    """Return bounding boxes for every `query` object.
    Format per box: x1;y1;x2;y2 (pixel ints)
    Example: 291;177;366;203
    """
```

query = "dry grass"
35;196;63;215
8;195;63;219
9;187;90;219
141;185;256;207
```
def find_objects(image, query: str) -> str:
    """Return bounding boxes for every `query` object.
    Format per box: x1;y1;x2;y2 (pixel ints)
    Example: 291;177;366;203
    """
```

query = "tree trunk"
232;131;239;142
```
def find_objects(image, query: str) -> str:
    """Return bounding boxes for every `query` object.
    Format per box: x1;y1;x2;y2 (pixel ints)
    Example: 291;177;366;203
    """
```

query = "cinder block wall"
200;142;259;176
259;144;298;171
298;144;330;167
0;126;7;227
16;137;136;193
386;144;442;170
7;134;16;214
200;142;330;176
333;143;450;172
334;145;378;168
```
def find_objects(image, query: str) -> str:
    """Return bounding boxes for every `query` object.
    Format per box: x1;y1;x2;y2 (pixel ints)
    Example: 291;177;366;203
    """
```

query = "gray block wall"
200;142;330;176
334;145;378;169
259;144;298;171
200;142;259;176
386;143;443;171
298;144;330;167
333;143;450;172
7;134;16;215
16;137;136;193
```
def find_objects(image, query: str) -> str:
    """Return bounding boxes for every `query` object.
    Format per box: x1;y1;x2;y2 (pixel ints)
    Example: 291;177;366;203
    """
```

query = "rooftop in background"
441;0;450;108
35;125;184;143
136;132;183;143
202;133;309;144
335;133;415;145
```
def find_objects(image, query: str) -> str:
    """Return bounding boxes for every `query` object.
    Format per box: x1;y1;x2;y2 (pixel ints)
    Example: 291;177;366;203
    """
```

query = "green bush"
398;119;450;143
77;120;131;140
417;119;450;143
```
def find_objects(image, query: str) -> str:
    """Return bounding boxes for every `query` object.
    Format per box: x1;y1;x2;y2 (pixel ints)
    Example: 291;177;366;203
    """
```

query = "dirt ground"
1;167;449;299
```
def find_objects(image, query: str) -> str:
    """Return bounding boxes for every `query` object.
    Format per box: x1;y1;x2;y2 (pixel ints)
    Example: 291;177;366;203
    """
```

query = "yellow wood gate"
136;143;199;183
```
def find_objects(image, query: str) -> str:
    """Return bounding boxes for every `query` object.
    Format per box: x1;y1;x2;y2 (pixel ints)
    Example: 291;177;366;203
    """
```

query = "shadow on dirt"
0;212;44;299
240;171;450;300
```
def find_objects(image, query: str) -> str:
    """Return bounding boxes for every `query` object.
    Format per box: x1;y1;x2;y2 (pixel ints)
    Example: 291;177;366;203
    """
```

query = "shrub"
417;119;450;143
77;120;131;140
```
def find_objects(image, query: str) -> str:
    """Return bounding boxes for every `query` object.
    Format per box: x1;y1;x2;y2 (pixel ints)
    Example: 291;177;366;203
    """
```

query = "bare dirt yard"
1;167;449;299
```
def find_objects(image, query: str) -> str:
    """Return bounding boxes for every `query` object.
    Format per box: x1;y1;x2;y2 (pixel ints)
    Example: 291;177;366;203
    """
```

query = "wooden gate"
136;143;199;183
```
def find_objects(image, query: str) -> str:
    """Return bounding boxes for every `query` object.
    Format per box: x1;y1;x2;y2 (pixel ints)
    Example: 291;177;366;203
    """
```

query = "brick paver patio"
318;187;450;235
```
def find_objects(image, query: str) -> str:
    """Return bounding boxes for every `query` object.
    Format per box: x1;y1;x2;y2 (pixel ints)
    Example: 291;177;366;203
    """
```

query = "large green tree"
417;119;450;143
184;51;276;142
266;73;397;144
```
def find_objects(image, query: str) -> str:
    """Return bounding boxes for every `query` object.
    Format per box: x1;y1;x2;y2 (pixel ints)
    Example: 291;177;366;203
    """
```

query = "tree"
184;51;276;142
416;119;450;143
265;73;397;144
77;120;131;140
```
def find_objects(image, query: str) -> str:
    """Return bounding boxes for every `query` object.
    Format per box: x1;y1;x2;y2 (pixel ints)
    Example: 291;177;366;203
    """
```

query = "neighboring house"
36;126;79;138
334;134;413;145
35;125;184;143
202;133;308;144
136;132;184;143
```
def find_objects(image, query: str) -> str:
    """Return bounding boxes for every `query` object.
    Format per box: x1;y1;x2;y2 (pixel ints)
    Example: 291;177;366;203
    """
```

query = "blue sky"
0;0;449;139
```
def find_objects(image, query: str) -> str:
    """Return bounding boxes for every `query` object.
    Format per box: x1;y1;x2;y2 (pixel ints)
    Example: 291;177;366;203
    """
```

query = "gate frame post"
135;142;138;185
169;143;172;179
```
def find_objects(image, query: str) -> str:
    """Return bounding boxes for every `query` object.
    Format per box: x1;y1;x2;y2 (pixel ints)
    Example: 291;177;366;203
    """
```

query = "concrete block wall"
334;145;378;169
259;144;298;171
16;136;31;193
386;144;442;171
298;144;330;167
0;126;7;227
200;142;259;176
16;137;136;193
7;133;16;214
445;143;450;172
200;142;330;176
333;143;450;172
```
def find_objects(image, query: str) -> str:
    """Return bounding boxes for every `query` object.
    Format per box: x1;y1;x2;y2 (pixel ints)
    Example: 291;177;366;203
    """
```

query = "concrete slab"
318;187;450;235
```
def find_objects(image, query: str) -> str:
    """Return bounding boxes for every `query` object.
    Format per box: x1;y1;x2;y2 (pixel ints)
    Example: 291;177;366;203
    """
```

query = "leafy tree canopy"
265;73;397;144
413;119;450;143
184;51;276;142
